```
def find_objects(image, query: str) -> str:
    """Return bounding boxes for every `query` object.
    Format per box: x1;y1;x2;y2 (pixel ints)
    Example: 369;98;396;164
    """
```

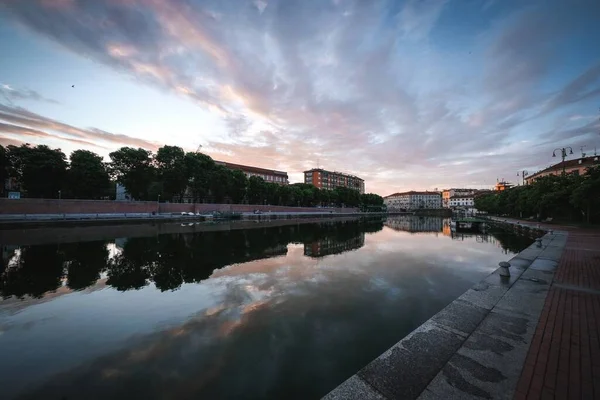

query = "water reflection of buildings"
262;244;289;258
384;216;444;233
304;234;365;257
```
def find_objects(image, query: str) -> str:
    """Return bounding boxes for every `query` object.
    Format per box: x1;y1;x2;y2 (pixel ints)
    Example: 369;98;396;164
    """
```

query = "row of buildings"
383;187;497;212
203;163;366;193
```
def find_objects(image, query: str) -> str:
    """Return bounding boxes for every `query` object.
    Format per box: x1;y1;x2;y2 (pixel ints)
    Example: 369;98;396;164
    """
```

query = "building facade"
524;155;600;184
303;169;365;194
442;188;477;208
448;195;475;208
216;161;289;185
115;183;133;201
384;191;442;211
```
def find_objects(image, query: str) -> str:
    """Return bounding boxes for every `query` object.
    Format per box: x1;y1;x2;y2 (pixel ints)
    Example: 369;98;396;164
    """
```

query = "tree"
209;165;233;203
184;152;215;202
333;186;361;207
67;150;111;199
6;144;67;198
0;145;9;197
570;166;600;224
475;170;597;223
155;145;187;202
229;170;248;203
247;176;266;204
109;147;156;201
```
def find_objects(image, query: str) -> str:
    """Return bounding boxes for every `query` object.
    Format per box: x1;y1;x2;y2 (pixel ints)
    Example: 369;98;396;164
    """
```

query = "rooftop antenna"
580;145;587;158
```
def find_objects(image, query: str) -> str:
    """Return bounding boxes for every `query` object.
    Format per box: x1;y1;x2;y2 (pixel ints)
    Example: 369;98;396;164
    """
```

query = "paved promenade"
514;228;600;400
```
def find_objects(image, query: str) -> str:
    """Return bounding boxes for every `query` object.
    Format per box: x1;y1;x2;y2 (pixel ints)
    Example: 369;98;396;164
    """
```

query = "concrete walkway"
514;229;600;400
324;229;569;400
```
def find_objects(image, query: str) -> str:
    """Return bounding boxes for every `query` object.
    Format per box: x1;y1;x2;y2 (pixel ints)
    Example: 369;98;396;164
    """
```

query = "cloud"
0;84;60;104
540;63;600;115
397;0;448;40
0;121;106;149
0;104;160;151
1;0;599;192
0;136;24;147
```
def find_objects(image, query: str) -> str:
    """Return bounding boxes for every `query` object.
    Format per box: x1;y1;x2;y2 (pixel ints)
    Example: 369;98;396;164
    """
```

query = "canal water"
0;216;532;399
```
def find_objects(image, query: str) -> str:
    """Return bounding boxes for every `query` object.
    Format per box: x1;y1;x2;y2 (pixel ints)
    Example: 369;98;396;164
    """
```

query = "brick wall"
0;198;358;215
0;198;158;214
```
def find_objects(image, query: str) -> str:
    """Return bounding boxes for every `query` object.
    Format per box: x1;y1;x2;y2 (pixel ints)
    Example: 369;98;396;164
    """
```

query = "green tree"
209;165;233;203
333;186;361;207
184;152;215;202
0;145;9;197
229;170;248;203
570;166;600;223
155;145;187;202
278;184;292;206
247;176;266;204
109;147;156;201
7;144;67;198
67;150;111;199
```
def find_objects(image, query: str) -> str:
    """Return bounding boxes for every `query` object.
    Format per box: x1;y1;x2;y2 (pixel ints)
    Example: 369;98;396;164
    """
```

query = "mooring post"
499;261;511;277
535;238;542;248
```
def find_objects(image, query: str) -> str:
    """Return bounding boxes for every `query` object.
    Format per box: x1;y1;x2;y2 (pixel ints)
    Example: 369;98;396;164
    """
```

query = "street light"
552;147;573;175
517;170;529;186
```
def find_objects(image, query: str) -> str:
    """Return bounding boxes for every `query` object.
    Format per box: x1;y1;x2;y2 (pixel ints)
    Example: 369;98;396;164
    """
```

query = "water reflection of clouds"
1;220;531;399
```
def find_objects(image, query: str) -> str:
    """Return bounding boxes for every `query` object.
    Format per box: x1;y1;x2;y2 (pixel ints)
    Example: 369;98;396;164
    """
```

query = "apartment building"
442;188;477;208
384;191;442;211
216;161;289;185
303;168;365;194
448;195;475;208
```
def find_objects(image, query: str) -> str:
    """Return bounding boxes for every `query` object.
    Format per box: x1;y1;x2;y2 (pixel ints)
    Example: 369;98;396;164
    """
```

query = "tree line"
474;166;600;224
0;144;384;208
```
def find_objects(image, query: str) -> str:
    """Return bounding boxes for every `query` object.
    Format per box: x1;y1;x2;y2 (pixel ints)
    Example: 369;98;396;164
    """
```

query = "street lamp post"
552;147;573;175
517;170;529;186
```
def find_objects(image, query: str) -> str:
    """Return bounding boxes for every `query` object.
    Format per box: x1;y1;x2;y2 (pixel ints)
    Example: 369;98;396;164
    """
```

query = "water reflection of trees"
0;219;384;298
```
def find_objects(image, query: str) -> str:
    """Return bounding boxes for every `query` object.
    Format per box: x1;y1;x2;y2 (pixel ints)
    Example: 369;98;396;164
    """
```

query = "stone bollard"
499;261;511;277
535;238;542;248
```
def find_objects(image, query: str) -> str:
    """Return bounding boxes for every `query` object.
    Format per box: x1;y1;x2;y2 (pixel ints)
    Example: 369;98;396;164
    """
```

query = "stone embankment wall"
0;198;357;215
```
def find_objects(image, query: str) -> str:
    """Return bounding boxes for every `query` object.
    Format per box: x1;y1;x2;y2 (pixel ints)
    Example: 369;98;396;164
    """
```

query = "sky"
0;0;599;195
